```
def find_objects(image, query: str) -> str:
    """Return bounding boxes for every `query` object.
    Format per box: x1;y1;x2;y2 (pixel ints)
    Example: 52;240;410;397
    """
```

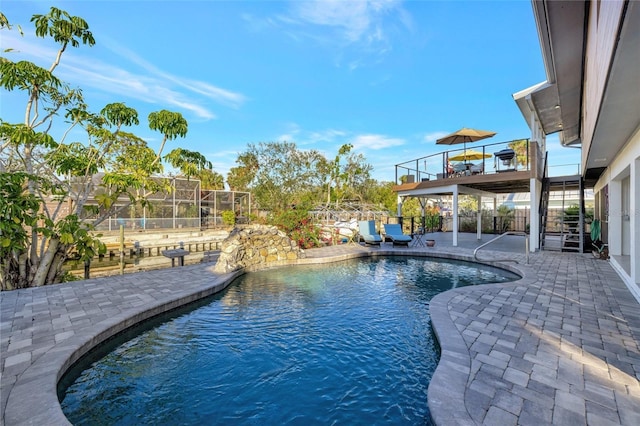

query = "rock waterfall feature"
214;225;305;273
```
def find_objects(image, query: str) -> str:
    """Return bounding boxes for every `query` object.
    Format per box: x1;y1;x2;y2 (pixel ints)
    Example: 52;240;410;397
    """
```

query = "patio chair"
383;223;413;246
470;163;484;174
452;162;467;177
358;220;383;246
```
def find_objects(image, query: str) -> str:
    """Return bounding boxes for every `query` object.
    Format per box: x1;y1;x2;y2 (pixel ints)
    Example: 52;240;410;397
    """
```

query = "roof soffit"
530;0;586;145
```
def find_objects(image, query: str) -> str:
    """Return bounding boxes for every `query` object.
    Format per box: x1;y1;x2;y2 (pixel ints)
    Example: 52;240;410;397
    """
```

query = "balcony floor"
394;169;533;196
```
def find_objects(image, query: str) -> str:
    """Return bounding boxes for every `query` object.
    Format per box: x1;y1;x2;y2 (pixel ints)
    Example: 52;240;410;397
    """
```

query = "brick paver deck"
1;240;639;425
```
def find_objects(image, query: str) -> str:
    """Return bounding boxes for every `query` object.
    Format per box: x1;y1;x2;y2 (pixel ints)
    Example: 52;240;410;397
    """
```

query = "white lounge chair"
358;220;383;246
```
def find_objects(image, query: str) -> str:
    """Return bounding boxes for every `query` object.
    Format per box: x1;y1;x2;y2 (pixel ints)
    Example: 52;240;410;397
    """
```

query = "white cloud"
306;129;348;143
264;0;411;69
103;39;247;109
207;149;242;159
274;124;347;146
423;131;449;144
273;125;404;152
274;122;302;143
350;134;405;150
2;32;246;120
293;0;375;43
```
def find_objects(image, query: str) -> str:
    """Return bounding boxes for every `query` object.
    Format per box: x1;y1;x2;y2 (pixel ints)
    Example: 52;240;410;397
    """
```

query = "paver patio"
1;237;639;425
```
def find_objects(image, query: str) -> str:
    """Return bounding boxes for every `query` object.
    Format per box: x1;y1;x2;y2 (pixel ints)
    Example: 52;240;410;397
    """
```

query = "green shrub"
268;207;321;249
497;205;515;232
221;210;236;226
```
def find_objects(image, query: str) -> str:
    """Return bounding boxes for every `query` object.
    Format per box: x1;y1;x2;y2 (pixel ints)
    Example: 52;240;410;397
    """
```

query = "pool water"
59;256;519;425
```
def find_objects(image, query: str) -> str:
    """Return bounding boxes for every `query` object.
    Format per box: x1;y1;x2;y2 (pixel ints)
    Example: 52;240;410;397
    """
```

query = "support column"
632;157;639;287
493;196;497;233
172;177;176;229
530;177;541;251
453;187;459;247
197;180;201;229
476;195;482;240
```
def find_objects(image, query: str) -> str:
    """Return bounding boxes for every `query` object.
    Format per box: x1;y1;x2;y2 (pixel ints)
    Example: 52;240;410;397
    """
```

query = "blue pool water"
59;256;519;425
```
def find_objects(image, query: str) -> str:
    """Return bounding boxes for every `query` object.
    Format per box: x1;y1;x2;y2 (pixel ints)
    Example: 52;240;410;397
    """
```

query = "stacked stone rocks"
214;225;305;273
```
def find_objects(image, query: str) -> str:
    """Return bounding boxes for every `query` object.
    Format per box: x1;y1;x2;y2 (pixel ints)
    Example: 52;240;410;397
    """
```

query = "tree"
508;139;529;168
320;144;372;207
359;179;396;214
230;141;374;214
232;141;326;212
459;195;478;213
335;148;373;204
163;147;225;189
197;168;225;190
227;152;258;192
401;197;421;219
0;8;212;289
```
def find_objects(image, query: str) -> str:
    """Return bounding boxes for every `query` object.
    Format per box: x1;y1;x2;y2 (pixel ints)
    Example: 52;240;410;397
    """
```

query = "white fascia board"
397;184;496;199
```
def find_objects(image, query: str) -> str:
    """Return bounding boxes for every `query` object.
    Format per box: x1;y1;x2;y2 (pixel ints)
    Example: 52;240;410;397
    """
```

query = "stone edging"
4;268;244;425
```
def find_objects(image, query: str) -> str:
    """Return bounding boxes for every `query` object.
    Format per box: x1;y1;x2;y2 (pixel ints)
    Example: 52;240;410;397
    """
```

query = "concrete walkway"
1;237;639;425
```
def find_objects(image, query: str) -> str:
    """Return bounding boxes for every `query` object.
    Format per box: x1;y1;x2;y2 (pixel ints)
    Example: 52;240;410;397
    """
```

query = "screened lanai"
76;175;250;231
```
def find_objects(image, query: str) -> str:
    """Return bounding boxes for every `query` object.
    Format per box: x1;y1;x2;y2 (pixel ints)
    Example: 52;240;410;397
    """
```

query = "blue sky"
2;0;580;184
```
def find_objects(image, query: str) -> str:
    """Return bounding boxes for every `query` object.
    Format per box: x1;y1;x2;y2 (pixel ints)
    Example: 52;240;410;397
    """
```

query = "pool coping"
427;264;538;425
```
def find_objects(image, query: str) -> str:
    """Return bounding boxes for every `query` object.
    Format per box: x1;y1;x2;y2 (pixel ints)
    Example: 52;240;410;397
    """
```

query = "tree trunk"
1;259;14;291
45;251;64;284
33;238;59;287
18;251;28;287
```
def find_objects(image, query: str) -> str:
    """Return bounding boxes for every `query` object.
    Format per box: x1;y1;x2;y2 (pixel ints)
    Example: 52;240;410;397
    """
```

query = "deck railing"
395;139;531;184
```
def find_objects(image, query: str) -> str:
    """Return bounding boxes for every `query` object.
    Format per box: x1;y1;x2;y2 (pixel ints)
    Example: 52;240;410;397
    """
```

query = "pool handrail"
473;231;529;264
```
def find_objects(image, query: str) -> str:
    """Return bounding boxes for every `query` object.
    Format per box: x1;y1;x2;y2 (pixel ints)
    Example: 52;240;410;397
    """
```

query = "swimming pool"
59;256;519;425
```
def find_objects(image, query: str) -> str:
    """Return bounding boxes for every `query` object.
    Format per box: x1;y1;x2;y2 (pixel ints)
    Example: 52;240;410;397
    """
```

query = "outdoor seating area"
444;160;485;178
393;135;536;187
438;128;494;178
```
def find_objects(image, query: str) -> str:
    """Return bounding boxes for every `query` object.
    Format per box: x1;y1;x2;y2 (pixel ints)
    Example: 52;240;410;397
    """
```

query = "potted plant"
592;241;609;259
590;219;608;259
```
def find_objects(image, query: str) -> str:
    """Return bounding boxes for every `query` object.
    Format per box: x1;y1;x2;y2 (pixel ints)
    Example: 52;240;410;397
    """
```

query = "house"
392;0;638;300
515;0;639;299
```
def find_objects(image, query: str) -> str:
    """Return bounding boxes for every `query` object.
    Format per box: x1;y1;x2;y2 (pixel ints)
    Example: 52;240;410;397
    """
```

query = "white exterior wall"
582;1;625;169
634;155;640;293
594;127;640;297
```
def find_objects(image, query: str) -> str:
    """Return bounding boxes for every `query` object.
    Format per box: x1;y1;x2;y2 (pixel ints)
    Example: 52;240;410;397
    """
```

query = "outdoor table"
161;248;190;267
411;228;426;247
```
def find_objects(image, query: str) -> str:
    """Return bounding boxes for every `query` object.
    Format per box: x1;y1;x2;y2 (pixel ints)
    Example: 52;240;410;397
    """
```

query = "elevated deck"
393;139;544;197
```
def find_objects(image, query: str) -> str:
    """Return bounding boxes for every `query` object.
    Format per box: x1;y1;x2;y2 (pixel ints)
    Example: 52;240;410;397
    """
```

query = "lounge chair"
383;223;413;246
358;220;383;246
